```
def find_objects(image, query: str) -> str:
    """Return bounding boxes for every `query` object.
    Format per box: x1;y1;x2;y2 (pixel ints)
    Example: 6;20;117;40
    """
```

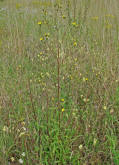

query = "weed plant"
0;0;119;164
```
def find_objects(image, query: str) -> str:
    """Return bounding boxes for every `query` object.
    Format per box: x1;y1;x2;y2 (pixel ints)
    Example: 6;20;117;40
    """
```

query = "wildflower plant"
0;0;119;164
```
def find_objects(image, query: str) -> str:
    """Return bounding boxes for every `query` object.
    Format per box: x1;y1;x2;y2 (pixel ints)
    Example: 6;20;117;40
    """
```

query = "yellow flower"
62;108;64;112
45;33;50;39
61;98;64;102
103;106;107;110
38;52;43;57
62;15;66;19
3;126;8;132
40;37;43;41
91;16;98;20
83;77;88;82
79;144;83;150
72;22;78;27
38;21;42;25
11;157;15;162
73;42;77;47
72;22;76;26
21;121;25;126
45;33;50;37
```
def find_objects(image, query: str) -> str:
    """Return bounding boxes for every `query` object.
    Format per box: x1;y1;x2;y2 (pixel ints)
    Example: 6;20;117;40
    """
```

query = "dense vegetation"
0;0;119;164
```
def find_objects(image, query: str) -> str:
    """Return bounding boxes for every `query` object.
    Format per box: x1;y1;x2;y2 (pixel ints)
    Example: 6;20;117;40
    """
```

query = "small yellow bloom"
79;144;83;150
61;98;64;102
11;157;15;162
62;15;66;19
3;126;8;132
83;77;88;82
45;33;50;39
45;33;50;37
62;108;64;112
73;42;77;47
103;106;107;110
21;122;25;126
72;22;77;26
40;37;43;41
38;21;42;25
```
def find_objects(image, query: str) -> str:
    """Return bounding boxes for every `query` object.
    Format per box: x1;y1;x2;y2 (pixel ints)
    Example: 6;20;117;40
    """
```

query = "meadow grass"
0;0;119;164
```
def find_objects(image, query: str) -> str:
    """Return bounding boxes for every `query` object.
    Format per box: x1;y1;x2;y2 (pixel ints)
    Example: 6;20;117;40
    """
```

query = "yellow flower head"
45;33;50;39
79;144;83;150
38;21;42;25
21;121;25;126
11;157;15;162
62;108;64;112
3;126;8;132
103;106;107;110
40;37;43;41
85;78;88;81
73;42;77;47
45;33;50;37
83;77;88;82
72;22;77;26
91;16;99;20
61;98;64;102
62;15;66;19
